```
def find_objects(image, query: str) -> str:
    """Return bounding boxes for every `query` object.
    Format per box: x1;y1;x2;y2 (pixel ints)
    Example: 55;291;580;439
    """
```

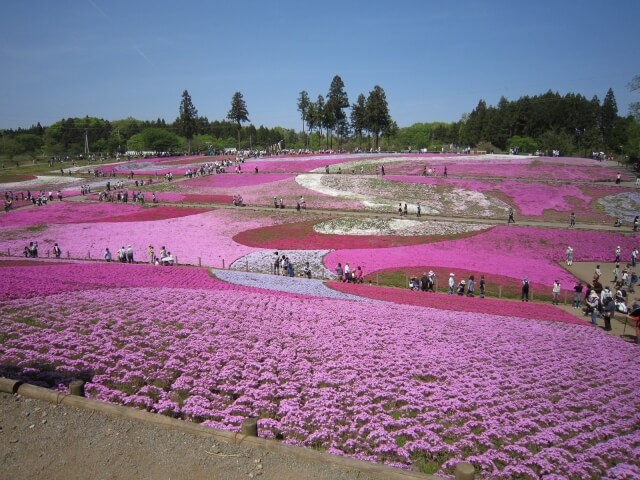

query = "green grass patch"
395;435;409;448
11;315;48;328
412;451;449;475
366;266;552;301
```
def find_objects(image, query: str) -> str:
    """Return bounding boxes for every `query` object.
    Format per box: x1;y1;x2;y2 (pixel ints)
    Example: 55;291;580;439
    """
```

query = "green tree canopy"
177;90;198;153
326;75;349;147
227;92;249;148
297;90;311;144
365;85;391;150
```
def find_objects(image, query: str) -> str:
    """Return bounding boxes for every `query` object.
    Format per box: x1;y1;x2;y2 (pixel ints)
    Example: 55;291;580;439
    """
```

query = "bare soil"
0;392;395;480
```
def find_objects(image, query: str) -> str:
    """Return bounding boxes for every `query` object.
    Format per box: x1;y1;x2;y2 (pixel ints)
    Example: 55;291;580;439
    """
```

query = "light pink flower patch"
182;173;293;188
0;209;274;268
168;176;363;210
387;176;627;220
442;162;630;181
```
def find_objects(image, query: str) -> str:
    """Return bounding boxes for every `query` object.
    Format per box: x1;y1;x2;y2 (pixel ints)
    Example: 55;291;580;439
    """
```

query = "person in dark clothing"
521;277;530;302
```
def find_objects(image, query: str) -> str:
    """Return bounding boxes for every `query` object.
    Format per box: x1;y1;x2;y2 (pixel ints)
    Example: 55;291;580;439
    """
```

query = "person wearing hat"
521;277;530;302
456;279;466;296
448;273;455;295
427;270;436;292
586;291;600;325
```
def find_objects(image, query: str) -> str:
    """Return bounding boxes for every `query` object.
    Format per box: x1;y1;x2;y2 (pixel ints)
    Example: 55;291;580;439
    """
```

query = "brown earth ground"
559;261;639;341
0;390;427;480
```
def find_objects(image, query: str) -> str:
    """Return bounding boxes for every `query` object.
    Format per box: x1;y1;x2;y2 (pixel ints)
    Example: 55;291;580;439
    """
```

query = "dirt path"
556;261;639;341
1;391;421;480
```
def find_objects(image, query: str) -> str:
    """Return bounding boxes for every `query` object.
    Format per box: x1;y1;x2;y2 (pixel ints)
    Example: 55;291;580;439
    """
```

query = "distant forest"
1;85;639;161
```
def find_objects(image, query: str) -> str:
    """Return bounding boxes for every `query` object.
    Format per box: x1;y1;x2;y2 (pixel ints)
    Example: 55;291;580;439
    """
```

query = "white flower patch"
296;174;509;217
295;174;372;201
0;175;84;190
313;217;488;236
230;249;336;278
597;192;640;221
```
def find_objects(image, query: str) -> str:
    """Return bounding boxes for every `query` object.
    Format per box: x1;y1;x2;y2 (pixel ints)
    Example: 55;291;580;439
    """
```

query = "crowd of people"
22;241;62;258
334;262;364;283
273;252;296;277
3;190;63;211
103;245;175;266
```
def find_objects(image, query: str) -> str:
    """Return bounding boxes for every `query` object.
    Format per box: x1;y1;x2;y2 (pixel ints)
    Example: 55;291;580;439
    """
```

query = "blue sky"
1;0;638;130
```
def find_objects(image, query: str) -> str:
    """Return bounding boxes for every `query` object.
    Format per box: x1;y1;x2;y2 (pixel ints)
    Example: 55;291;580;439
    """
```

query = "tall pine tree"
177;90;198;153
227;92;249;149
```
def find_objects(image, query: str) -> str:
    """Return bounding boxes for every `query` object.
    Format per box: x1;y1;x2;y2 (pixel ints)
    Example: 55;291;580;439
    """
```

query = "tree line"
1;74;639;160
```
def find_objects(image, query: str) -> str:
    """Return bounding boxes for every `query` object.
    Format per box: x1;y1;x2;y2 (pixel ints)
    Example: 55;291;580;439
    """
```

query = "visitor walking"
448;273;455;295
521;277;530;302
273;251;280;275
552;280;561;305
507;208;515;224
602;298;614;331
565;246;574;266
569;212;576;228
147;245;155;265
467;275;475;297
587;291;599;326
572;281;583;308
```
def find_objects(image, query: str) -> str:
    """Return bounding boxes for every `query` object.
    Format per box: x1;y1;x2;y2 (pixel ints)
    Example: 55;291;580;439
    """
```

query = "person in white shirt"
552;280;561;305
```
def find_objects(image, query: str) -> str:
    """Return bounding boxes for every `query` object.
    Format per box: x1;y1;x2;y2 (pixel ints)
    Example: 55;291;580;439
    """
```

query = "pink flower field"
1;152;639;479
324;225;638;290
165;175;364;210
182;173;293;188
0;201;208;227
1;262;639;479
387;176;630;221
390;158;631;182
0;208;280;267
327;282;583;324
